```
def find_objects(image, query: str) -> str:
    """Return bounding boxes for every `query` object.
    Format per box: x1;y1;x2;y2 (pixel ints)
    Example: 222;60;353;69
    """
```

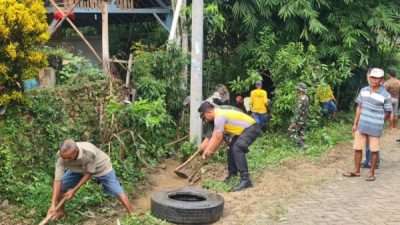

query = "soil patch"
213;142;353;225
132;159;193;211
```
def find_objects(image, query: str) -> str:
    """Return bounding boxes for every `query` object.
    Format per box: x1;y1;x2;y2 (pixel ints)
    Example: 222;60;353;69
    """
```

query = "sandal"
365;176;376;182
342;172;360;177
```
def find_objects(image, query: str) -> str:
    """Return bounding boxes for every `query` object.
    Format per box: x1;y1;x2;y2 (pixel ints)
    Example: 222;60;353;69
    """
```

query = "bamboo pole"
125;54;133;88
168;0;184;42
51;0;81;35
49;0;103;63
101;0;110;75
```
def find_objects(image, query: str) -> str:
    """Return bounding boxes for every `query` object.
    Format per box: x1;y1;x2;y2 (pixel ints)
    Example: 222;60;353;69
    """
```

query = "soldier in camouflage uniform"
288;83;309;148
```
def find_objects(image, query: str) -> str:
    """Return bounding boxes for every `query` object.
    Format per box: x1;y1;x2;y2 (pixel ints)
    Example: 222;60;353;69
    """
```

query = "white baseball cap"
369;68;384;78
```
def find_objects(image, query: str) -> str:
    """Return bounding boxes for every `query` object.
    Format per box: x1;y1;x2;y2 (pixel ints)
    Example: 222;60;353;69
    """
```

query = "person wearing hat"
343;68;392;181
288;82;310;148
250;80;269;130
198;101;262;191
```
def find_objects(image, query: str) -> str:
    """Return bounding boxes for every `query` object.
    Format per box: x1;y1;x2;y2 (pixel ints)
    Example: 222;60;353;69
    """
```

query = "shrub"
0;0;49;107
43;47;105;84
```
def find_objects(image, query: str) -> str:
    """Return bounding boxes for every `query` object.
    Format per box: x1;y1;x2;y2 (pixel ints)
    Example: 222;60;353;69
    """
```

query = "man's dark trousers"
227;124;262;175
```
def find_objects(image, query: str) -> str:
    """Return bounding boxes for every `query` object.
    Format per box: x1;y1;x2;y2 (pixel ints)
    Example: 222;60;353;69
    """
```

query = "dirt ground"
2;131;379;225
84;138;356;225
213;142;353;225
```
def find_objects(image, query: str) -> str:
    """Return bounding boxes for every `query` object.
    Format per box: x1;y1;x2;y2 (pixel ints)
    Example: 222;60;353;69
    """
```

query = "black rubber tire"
151;187;224;224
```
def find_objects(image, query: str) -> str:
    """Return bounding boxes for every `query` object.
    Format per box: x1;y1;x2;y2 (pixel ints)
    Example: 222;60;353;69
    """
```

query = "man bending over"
47;139;134;220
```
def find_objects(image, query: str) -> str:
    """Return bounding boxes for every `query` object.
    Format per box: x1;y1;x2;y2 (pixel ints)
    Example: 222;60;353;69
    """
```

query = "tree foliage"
200;0;399;127
0;0;49;106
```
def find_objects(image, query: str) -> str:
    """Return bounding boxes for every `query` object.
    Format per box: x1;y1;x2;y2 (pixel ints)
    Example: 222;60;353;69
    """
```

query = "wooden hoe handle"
174;147;202;172
38;196;68;225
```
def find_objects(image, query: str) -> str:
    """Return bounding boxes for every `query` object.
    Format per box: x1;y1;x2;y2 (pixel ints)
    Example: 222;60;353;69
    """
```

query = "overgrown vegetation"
44;47;105;84
0;43;188;224
0;81;120;223
1;0;399;224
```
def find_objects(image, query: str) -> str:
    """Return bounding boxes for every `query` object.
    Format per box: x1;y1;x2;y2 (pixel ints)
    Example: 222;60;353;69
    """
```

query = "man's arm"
202;131;224;159
384;94;394;128
47;180;62;216
200;138;210;151
250;91;255;111
353;105;362;133
47;158;64;216
386;111;394;128
63;173;92;200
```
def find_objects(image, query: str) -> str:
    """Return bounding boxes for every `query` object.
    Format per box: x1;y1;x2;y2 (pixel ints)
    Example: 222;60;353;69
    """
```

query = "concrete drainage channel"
151;186;224;224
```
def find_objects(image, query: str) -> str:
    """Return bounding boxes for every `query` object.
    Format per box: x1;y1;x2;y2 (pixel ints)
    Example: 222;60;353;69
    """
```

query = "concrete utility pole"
190;0;204;144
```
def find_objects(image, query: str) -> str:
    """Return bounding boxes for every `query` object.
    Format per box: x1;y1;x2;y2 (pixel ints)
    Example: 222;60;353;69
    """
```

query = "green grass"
250;120;352;171
202;179;235;192
121;213;171;225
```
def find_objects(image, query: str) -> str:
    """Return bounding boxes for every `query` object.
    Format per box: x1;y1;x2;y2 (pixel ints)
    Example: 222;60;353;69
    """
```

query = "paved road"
278;130;400;225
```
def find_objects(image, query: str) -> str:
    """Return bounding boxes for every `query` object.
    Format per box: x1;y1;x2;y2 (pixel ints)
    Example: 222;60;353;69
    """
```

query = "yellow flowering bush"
0;0;49;106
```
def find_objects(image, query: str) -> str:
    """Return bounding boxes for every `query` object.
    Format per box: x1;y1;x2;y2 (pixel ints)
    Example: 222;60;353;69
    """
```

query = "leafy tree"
133;44;189;118
196;0;400;127
0;0;49;107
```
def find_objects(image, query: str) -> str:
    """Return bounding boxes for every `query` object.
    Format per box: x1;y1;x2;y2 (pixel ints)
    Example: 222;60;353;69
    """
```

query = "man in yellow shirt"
250;81;269;129
316;83;337;118
198;102;262;192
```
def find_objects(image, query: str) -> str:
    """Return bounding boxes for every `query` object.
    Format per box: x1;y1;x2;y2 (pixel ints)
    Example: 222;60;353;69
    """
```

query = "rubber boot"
297;139;305;150
232;172;253;192
223;173;237;183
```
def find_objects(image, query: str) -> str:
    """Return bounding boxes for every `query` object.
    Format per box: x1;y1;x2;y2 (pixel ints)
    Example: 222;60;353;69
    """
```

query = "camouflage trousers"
288;124;305;148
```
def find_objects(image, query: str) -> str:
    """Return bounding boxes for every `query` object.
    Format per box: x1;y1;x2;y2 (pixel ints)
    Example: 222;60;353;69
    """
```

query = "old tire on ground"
151;187;224;224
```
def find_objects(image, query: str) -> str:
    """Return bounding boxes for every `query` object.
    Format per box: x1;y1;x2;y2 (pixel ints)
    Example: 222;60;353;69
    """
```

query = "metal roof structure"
45;0;176;74
46;0;172;32
46;0;171;14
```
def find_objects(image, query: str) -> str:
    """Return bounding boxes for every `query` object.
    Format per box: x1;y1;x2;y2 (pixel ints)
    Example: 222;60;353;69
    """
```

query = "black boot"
232;172;253;192
223;173;237;183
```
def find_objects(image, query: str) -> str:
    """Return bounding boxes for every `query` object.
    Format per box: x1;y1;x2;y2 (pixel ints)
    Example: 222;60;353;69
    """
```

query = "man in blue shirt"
343;68;392;181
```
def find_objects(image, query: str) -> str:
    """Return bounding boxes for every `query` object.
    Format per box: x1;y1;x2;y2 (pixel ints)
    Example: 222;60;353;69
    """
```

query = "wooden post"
125;54;133;88
190;0;204;144
168;0;183;42
48;19;59;34
50;0;81;36
101;0;110;75
49;0;102;63
180;0;189;87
